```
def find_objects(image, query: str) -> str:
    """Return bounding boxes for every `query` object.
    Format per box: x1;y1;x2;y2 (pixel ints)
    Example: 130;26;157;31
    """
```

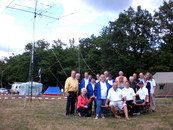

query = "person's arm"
105;99;109;107
64;78;69;96
142;95;148;105
133;96;136;104
122;96;126;104
94;83;98;99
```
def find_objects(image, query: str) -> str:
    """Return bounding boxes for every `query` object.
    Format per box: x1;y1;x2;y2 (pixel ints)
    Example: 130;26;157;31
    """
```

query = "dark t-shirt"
129;81;137;93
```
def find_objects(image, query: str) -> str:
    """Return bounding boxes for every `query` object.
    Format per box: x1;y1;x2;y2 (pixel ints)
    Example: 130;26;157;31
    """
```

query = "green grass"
0;98;173;130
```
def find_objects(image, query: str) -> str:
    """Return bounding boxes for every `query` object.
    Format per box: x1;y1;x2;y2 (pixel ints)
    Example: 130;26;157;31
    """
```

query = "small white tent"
153;72;173;96
19;81;43;95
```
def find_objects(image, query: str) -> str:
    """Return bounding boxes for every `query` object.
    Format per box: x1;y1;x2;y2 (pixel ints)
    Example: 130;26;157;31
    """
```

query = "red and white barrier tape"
0;96;67;100
0;94;19;96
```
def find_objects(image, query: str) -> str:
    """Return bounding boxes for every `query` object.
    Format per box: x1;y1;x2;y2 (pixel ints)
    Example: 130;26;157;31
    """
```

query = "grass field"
0;97;173;130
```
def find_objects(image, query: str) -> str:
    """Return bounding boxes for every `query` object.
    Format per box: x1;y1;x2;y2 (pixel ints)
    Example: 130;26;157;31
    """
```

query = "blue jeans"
134;100;144;113
96;99;106;114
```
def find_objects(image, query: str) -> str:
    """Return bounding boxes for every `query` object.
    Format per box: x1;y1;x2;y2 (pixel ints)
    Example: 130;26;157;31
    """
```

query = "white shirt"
122;87;135;101
100;82;107;99
107;88;124;102
91;83;95;91
84;78;89;89
136;87;149;102
108;79;113;86
138;78;144;83
150;79;156;94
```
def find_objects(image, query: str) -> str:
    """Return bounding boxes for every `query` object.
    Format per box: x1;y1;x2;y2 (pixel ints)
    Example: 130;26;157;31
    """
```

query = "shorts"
109;101;126;110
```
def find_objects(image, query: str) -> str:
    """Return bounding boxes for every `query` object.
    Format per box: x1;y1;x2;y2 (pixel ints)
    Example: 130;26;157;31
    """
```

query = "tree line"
0;1;173;91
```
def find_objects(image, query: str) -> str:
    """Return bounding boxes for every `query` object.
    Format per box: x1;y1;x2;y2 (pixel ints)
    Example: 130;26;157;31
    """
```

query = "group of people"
64;70;156;120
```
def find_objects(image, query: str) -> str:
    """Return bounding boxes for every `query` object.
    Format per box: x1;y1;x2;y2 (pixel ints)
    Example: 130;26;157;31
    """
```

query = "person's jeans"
96;99;106;114
134;100;144;113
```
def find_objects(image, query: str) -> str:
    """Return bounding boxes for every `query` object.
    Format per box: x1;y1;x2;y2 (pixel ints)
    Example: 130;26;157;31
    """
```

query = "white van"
11;82;23;94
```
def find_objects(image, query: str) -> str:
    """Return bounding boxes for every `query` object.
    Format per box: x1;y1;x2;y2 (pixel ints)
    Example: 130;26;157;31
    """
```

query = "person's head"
71;70;76;78
91;77;96;84
104;71;109;77
129;76;134;83
81;88;87;96
84;72;89;79
133;73;137;80
139;72;144;79
108;74;113;80
76;73;80;80
138;81;144;88
125;81;130;88
119;71;124;76
96;74;100;80
89;75;92;79
146;72;152;80
113;82;119;91
100;74;106;82
119;76;124;83
144;76;148;82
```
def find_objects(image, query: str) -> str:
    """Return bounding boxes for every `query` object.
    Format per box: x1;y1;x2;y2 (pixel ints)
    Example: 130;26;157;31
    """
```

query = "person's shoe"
152;110;155;112
133;112;140;116
101;115;105;119
95;116;99;120
136;112;140;116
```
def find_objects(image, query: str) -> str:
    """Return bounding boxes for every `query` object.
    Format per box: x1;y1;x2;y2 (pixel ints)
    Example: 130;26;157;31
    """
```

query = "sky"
0;0;168;59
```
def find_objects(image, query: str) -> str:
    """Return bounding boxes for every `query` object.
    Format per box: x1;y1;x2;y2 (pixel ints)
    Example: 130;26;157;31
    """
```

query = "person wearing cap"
133;81;149;116
122;81;136;116
105;82;130;120
106;74;115;86
86;76;96;114
79;72;91;94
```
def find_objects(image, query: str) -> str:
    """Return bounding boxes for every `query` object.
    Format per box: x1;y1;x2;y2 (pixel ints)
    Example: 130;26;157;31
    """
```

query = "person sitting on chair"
105;82;130;120
133;81;149;116
77;88;94;117
122;81;136;116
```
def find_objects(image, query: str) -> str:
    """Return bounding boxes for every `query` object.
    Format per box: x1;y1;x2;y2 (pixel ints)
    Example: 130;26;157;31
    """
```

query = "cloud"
81;0;133;13
0;14;32;55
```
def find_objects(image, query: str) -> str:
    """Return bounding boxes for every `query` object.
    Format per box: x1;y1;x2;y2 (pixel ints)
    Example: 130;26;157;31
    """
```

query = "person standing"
115;71;128;83
104;71;109;80
80;72;91;94
96;74;100;83
106;74;115;87
138;73;144;83
86;77;96;114
133;73;139;83
129;76;137;93
94;74;112;119
65;70;79;116
146;72;156;112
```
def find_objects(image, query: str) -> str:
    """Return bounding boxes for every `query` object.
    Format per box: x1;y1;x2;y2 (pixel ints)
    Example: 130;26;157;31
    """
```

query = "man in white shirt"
133;81;148;115
122;81;136;116
105;82;130;120
146;72;156;112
